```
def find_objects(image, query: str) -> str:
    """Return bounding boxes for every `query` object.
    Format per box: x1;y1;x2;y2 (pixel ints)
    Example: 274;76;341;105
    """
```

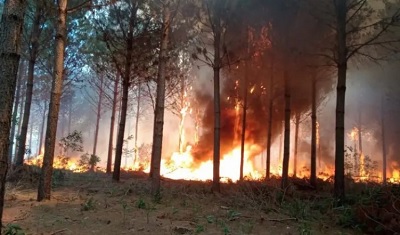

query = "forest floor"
2;169;375;235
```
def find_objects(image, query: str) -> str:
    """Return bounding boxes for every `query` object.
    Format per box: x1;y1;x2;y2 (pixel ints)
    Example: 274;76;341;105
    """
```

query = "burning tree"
306;0;400;201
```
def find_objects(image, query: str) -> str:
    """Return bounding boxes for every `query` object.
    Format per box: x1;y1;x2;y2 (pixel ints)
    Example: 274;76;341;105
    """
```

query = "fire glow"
25;114;400;184
158;144;263;182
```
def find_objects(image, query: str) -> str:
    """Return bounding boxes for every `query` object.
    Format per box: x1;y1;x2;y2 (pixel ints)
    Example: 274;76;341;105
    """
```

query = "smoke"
190;61;336;167
344;63;400;172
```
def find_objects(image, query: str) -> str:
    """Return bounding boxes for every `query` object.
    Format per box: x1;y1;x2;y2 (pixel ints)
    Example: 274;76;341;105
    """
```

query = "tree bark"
211;4;222;193
281;69;291;189
381;96;386;184
65;95;72;157
134;81;141;166
15;86;26;161
9;60;25;163
279;123;283;163
93;73;104;156
0;0;27;228
266;60;274;180
28;118;33;155
38;100;47;156
239;61;249;181
240;28;251;181
178;75;185;153
107;74;119;174
150;1;171;193
293;113;300;178
358;109;363;176
334;0;347;202
310;74;317;187
37;0;68;201
113;4;138;181
16;4;42;166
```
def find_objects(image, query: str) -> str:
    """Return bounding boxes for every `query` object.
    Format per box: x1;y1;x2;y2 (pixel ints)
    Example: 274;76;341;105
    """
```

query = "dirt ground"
3;172;356;235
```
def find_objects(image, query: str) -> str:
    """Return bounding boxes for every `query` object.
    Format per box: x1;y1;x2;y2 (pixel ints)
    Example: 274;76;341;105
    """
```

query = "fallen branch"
11;212;30;222
50;228;69;235
265;217;298;222
362;209;396;234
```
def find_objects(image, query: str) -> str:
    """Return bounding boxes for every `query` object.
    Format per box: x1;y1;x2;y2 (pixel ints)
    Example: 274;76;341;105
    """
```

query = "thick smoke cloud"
190;63;336;166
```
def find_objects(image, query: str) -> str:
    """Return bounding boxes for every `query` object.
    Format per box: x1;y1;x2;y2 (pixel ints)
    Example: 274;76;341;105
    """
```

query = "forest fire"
158;144;263;182
25;149;400;184
26;155;82;173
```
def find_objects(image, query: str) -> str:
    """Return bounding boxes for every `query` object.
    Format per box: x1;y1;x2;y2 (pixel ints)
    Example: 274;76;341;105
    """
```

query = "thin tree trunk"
178;76;185;153
28;119;33;157
240;28;251;181
358;110;363;176
134;81;141;166
16;4;41;166
150;2;171;193
38;101;46;156
107;74;119;174
9;60;25;163
239;60;249;181
358;111;362;156
0;0;27;228
58;114;65;156
68;95;72;134
211;5;222;193
266;61;274;180
334;0;347;202
66;96;72;157
15;87;26;161
281;70;291;189
279;123;283;163
381;96;387;184
93;73;104;156
310;74;317;187
113;4;137;181
37;0;68;201
293;113;300;178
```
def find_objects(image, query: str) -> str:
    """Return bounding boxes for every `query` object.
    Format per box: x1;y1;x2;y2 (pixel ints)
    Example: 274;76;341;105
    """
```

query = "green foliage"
52;169;66;187
335;206;360;229
89;154;100;169
172;206;178;215
298;222;311;235
81;197;96;211
344;146;378;179
136;198;146;209
206;215;215;224
78;153;100;171
59;130;84;153
4;224;25;235
217;220;230;235
282;198;312;220
195;224;205;234
226;209;241;221
153;190;162;204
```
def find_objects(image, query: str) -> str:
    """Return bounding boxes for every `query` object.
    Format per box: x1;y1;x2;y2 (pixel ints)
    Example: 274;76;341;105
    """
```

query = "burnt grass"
4;166;400;235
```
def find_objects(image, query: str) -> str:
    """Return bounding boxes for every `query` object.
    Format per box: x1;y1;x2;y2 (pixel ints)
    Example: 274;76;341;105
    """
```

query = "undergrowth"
5;170;400;234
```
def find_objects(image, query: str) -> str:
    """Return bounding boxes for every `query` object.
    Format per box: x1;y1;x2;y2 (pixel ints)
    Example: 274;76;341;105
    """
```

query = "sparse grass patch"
4;224;25;235
298;222;311;235
81;197;96;211
195;224;205;234
239;220;254;234
281;198;313;220
136;198;146;209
